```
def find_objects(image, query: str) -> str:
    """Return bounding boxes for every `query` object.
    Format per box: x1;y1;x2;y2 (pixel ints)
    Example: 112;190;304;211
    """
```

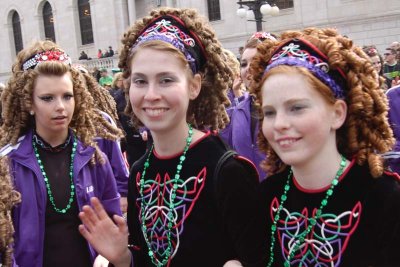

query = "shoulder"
260;168;289;192
217;154;259;190
0;135;26;157
130;150;148;173
371;171;400;197
386;84;400;97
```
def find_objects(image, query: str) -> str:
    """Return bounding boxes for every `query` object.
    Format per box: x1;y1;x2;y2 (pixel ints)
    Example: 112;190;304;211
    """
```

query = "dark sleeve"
127;161;147;266
216;157;268;267
373;176;400;265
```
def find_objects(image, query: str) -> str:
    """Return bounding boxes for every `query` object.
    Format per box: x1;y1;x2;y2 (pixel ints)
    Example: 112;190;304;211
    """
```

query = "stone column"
127;0;136;25
116;0;129;34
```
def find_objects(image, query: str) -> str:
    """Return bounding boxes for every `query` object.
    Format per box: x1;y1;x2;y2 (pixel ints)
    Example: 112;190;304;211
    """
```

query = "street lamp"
236;1;280;32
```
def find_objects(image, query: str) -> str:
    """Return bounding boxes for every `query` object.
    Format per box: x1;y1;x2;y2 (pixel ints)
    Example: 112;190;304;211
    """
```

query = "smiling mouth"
277;138;299;146
144;108;168;116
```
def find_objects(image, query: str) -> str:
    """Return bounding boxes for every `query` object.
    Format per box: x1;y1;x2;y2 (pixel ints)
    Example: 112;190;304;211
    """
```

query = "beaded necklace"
32;135;77;214
139;124;193;267
267;154;347;267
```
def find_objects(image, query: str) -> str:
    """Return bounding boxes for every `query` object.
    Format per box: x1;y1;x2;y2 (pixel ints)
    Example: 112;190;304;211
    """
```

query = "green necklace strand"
139;124;193;267
33;137;77;214
266;154;347;267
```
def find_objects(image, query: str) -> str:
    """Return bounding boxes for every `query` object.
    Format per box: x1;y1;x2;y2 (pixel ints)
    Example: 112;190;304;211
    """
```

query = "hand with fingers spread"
79;197;132;267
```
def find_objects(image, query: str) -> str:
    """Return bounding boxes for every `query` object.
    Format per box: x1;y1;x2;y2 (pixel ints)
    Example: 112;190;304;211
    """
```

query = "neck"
292;151;348;190
151;122;203;157
387;59;397;65
35;128;69;147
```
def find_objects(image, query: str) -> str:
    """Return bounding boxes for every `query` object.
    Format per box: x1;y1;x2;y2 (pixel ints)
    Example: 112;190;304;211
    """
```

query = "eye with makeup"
290;104;306;113
159;77;175;85
39;95;53;102
263;107;276;118
132;77;147;87
64;93;74;100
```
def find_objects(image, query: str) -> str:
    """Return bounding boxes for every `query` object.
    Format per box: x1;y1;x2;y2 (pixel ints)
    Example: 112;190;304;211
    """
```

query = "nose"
273;111;290;131
144;83;161;101
55;97;65;111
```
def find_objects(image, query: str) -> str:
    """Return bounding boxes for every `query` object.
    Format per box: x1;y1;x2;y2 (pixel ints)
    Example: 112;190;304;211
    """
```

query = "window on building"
275;0;294;9
207;0;221;21
43;2;56;42
12;11;23;55
78;0;93;45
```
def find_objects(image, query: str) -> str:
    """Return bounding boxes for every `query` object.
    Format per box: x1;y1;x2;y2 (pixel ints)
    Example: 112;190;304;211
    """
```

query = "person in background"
108;46;115;57
250;27;400;266
99;68;113;87
74;64;129;213
0;40;122;267
362;45;387;90
0;156;20;266
78;51;89;60
110;72;148;167
383;47;400;89
220;32;277;181
97;49;103;59
78;7;267;267
223;49;247;108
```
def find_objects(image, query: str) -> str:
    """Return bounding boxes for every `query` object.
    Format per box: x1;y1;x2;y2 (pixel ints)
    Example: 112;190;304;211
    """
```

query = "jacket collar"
7;129;95;165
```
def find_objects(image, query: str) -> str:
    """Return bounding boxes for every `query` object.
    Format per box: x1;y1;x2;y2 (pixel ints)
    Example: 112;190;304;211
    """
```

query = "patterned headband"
131;15;207;73
22;50;72;71
264;38;347;99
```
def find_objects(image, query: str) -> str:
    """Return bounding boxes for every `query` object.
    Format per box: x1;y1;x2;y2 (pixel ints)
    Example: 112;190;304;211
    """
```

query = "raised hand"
79;197;132;267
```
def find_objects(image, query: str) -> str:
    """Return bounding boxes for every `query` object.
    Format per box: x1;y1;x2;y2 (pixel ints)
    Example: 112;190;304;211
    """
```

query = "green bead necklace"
266;154;347;267
139;124;193;267
33;137;77;214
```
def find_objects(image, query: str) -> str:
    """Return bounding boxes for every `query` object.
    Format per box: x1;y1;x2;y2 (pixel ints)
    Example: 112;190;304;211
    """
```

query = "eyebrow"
262;98;310;108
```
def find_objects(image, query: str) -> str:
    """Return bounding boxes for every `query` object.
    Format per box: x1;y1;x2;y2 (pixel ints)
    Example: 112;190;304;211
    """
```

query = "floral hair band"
130;15;207;73
250;32;277;42
22;50;72;71
264;38;347;99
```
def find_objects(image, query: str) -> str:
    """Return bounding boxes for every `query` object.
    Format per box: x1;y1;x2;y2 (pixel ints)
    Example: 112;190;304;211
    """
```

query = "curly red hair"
249;28;394;178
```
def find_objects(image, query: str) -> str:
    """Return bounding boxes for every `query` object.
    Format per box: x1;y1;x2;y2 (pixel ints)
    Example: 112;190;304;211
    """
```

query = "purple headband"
131;15;207;74
264;38;347;99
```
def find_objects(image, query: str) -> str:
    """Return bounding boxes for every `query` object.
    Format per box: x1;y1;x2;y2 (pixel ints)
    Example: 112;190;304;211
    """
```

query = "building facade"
1;0;399;84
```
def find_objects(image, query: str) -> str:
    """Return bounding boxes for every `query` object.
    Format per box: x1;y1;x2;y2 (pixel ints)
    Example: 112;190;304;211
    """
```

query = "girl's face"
240;48;257;89
261;72;345;169
129;48;200;135
370;55;382;74
31;73;75;140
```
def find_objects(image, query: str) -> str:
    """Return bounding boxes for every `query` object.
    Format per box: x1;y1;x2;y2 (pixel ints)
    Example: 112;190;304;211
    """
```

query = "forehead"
370;55;380;61
241;48;257;61
34;73;73;93
261;72;319;104
130;48;186;71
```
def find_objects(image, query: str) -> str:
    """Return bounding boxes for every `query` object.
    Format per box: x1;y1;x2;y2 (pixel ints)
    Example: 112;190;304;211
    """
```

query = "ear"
189;74;202;100
331;99;347;130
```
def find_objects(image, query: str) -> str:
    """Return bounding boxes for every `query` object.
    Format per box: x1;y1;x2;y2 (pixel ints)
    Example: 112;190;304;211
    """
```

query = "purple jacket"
385;85;400;173
95;138;129;196
97;110;129;196
1;130;121;267
220;95;267;180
